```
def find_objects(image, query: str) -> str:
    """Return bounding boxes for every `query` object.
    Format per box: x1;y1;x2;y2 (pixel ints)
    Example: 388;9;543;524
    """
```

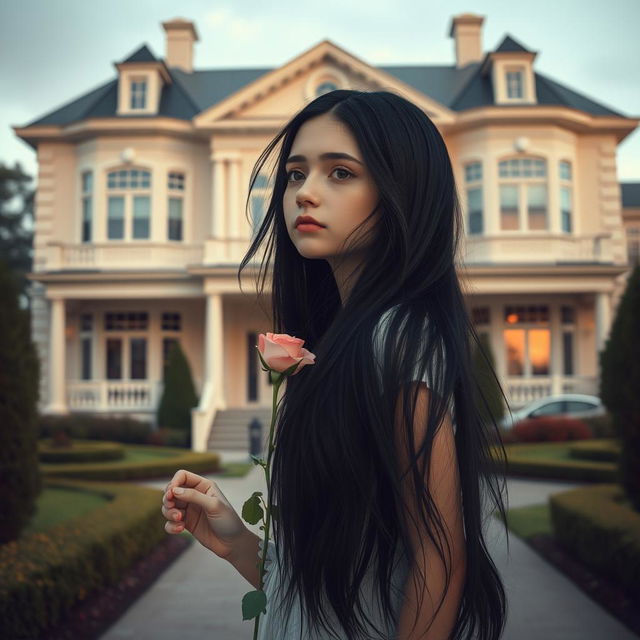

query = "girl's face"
283;113;380;278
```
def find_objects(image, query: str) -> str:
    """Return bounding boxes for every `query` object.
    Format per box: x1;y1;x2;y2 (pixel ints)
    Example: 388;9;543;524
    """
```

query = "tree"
599;264;640;511
471;331;505;426
0;258;41;543
156;342;199;435
0;162;35;309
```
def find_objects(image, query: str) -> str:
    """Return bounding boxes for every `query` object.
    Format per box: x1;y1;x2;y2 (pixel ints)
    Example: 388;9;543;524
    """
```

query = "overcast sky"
1;0;639;184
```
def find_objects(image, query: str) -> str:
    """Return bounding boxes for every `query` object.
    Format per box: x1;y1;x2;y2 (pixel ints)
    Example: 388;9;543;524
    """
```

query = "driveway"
100;456;637;639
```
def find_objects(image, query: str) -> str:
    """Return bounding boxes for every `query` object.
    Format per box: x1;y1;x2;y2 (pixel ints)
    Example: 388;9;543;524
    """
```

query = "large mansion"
14;14;640;451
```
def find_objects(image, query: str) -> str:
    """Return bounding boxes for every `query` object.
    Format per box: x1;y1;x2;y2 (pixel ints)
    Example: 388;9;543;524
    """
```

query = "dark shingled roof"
495;34;533;53
121;44;159;64
621;183;640;208
22;37;629;128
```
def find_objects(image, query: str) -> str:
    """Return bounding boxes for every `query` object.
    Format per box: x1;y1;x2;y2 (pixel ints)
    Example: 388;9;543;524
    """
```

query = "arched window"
464;161;483;235
250;173;270;239
81;171;93;243
106;168;151;240
316;81;338;96
168;171;185;241
498;157;547;231
559;160;572;233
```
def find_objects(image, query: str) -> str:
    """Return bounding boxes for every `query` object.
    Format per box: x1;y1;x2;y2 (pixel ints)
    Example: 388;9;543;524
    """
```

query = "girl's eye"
286;169;305;182
332;167;354;180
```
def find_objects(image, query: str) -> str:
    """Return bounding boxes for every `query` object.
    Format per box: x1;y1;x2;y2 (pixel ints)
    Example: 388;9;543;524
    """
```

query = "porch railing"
464;233;613;264
67;380;163;412
506;375;598;408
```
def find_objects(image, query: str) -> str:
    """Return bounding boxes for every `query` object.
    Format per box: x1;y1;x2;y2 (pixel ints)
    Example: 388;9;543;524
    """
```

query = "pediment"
193;40;454;129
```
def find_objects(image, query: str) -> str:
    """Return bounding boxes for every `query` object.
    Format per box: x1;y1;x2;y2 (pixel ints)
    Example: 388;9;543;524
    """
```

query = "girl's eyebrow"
285;152;363;165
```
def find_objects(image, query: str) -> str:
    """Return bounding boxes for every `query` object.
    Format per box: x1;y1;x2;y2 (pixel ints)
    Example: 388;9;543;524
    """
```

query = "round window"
316;81;339;96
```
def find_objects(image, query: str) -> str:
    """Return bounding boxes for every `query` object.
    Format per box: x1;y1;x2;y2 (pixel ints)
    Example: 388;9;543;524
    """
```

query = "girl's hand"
162;468;247;560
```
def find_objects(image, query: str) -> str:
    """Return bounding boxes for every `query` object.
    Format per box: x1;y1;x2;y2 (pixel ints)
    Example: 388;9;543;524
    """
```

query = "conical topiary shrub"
156;342;199;435
599;264;640;511
0;258;42;542
471;331;505;426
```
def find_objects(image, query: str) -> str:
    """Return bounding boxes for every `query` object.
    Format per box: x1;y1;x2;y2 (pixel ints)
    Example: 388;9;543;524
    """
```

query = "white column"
209;293;225;408
48;297;68;413
151;164;165;242
193;293;225;452
547;155;561;233
228;156;241;239
211;154;227;238
485;152;500;235
595;291;612;354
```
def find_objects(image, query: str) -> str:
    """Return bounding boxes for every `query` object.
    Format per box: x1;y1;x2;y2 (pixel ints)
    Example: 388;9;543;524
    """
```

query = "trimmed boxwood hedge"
549;484;640;600
38;439;125;464
567;439;621;464
491;440;620;482
0;479;169;639
41;445;221;481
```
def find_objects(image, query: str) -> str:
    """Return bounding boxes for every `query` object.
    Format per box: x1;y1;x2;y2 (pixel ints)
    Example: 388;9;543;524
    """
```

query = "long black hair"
239;89;509;639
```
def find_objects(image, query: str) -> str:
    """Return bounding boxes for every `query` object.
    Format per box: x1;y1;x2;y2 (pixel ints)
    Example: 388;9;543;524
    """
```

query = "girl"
162;89;509;639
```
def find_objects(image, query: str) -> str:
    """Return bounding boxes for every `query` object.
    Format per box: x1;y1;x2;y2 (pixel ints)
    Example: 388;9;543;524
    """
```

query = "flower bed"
0;479;166;639
40;445;221;481
38;439;125;463
491;440;620;482
549;484;640;601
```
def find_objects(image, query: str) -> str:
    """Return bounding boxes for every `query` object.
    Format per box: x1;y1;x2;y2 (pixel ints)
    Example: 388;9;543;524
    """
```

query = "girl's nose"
295;179;320;208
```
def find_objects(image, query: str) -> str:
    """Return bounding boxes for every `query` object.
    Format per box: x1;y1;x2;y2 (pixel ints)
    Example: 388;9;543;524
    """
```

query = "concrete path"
100;454;638;640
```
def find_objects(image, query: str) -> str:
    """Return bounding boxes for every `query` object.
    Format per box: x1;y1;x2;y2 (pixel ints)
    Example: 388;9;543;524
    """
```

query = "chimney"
448;13;484;68
162;18;199;72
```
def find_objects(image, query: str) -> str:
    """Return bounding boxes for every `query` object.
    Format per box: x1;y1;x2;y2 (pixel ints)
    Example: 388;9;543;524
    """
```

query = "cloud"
203;7;263;42
364;46;396;63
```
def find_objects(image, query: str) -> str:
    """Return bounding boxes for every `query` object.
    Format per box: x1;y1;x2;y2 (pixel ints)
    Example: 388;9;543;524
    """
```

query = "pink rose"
258;333;315;375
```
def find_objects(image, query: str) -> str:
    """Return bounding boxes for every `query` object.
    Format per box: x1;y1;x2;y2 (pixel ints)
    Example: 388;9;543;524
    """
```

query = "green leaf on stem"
250;454;266;467
256;348;271;372
241;491;264;525
242;589;267;619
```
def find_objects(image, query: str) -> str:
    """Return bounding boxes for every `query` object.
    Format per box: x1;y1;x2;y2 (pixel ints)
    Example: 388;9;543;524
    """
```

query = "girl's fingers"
165;520;185;534
161;505;184;521
163;490;187;510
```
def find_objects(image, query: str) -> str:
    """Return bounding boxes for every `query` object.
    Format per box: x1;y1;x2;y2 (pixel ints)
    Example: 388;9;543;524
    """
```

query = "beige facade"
14;15;639;451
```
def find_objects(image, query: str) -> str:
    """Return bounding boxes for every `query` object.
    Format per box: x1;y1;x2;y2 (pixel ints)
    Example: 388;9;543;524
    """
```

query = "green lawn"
507;443;576;461
211;461;254;478
23;487;110;535
122;448;178;462
494;503;553;539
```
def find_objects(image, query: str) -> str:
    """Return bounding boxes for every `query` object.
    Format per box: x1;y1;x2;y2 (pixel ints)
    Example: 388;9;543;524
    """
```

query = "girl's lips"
296;223;325;232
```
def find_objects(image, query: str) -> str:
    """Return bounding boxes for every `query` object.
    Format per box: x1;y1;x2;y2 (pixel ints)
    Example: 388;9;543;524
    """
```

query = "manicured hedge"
492;440;620;482
549;484;640;600
38;439;125;463
511;416;592;442
0;480;167;639
41;445;221;481
39;413;153;443
567;439;621;464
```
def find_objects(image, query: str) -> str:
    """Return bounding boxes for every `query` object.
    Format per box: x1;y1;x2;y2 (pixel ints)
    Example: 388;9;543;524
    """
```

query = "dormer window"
506;69;524;99
130;78;148;109
114;45;171;116
483;36;538;105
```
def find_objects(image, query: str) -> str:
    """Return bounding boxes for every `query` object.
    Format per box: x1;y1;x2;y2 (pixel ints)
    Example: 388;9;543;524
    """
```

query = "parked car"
500;393;605;430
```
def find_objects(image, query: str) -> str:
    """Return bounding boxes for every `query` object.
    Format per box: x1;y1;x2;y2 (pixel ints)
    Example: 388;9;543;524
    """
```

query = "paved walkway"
100;453;638;640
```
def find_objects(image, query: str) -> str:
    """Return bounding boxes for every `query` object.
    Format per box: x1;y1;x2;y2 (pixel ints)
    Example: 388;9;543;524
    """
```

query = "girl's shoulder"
371;304;435;378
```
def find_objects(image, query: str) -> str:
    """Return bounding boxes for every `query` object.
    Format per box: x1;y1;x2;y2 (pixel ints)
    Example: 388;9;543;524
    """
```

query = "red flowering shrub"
512;416;593;443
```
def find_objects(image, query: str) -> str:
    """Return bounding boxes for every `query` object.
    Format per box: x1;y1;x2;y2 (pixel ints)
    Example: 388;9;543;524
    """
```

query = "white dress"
256;306;448;639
